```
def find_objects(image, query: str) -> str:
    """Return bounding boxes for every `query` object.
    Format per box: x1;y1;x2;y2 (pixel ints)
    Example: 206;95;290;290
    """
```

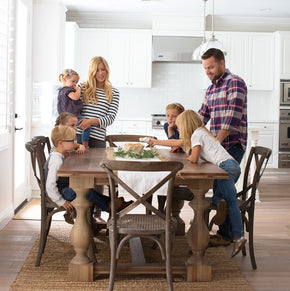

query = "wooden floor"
1;169;290;291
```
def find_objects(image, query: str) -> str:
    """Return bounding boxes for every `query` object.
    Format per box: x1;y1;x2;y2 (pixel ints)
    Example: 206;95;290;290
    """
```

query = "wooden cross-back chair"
206;146;272;269
25;136;64;266
106;134;157;147
26;136;97;266
100;160;184;291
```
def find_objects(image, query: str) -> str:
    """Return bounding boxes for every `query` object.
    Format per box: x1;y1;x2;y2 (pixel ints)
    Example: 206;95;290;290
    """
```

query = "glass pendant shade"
192;42;204;60
192;0;226;60
200;35;226;56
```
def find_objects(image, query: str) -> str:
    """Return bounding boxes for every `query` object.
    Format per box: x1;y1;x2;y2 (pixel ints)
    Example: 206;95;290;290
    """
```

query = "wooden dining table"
58;147;228;282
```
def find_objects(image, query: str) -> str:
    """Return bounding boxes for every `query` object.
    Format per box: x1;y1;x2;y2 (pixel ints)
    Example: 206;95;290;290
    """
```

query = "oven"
280;80;290;105
151;114;167;140
279;108;290;167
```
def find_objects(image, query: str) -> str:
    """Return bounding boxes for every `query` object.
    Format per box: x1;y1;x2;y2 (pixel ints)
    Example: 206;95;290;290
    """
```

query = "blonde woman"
77;56;119;222
175;110;246;258
77;56;119;148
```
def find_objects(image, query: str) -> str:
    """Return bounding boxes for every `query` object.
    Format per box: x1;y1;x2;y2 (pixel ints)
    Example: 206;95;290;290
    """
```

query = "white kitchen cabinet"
227;32;274;90
78;29;152;88
277;31;290;79
109;30;152;88
106;119;151;135
78;29;110;80
248;122;279;168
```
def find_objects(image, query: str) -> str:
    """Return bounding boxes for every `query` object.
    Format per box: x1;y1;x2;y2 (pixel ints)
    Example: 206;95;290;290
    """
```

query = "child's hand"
62;200;74;211
75;144;85;154
75;86;81;94
147;138;157;147
170;146;181;153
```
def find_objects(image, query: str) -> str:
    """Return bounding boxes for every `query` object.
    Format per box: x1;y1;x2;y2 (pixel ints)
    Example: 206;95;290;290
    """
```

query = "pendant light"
192;0;226;60
192;0;207;61
200;0;226;56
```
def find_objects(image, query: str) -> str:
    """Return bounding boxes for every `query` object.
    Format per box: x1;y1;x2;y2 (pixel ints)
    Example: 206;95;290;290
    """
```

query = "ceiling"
62;0;290;17
62;0;290;30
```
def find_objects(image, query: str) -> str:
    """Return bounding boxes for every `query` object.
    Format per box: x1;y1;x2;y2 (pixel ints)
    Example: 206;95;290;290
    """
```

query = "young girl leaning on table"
149;109;246;257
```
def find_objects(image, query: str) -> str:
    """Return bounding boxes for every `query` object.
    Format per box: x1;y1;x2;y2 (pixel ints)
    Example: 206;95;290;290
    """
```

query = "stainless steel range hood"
152;35;203;63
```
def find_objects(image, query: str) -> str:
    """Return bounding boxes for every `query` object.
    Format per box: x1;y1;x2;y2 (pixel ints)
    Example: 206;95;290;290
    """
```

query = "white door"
13;0;32;210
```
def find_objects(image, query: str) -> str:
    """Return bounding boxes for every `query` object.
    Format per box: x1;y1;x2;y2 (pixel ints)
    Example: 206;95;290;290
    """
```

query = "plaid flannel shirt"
198;69;248;151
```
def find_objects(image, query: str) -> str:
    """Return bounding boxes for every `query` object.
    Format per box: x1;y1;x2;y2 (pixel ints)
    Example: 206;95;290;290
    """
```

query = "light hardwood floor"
0;169;290;291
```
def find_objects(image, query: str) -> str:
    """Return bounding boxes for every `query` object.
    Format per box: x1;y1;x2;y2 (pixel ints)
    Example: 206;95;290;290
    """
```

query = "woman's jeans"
77;115;90;142
212;159;244;240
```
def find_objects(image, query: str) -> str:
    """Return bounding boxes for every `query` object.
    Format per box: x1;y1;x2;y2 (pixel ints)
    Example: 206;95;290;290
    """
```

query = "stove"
151;114;167;129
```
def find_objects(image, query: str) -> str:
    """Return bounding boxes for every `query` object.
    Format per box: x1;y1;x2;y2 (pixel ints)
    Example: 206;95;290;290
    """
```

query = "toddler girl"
57;69;90;148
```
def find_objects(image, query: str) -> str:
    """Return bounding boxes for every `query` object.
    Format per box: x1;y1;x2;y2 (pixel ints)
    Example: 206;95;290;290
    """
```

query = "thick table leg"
68;175;94;281
186;179;212;281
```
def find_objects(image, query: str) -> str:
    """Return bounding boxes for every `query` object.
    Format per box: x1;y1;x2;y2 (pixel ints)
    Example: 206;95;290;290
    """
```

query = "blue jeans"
78;115;90;142
61;187;76;202
228;143;245;165
212;159;244;240
87;189;110;211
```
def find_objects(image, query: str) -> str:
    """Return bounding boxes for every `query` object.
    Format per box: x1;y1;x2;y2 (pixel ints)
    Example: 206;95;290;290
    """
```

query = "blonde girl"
77;56;119;148
176;110;246;258
57;69;90;148
54;112;85;154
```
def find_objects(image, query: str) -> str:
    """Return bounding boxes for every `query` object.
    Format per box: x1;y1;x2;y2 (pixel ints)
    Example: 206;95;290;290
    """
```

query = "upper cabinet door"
227;32;274;90
279;32;290;79
130;31;152;88
79;29;110;81
249;35;274;90
109;30;152;88
108;31;130;87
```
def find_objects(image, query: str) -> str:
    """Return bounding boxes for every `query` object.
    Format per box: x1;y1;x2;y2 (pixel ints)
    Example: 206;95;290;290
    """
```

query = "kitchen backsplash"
117;62;278;122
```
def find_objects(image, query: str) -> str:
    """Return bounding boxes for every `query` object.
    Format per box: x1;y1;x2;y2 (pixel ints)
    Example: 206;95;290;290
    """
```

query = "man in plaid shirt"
198;48;248;249
198;48;247;164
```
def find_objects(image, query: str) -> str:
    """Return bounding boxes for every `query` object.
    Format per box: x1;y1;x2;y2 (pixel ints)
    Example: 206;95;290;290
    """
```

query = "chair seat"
108;214;177;235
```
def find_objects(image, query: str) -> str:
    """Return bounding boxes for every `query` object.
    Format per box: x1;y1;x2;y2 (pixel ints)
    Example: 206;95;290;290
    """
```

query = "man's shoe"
212;200;227;225
209;234;230;246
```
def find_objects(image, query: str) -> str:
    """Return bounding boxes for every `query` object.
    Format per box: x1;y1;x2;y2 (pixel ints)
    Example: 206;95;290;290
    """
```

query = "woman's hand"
79;118;92;131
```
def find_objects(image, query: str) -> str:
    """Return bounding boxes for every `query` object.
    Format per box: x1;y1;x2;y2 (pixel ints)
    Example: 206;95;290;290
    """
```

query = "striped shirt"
77;86;120;141
198;69;247;151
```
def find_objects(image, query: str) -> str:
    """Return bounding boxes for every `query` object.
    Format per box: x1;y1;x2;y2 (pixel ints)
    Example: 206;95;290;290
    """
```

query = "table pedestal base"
68;262;94;281
186;263;211;281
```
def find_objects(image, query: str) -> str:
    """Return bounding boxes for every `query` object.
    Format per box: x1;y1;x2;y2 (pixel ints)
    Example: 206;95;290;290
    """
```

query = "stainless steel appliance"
279;108;290;168
151;114;167;129
280;80;290;105
279;109;290;150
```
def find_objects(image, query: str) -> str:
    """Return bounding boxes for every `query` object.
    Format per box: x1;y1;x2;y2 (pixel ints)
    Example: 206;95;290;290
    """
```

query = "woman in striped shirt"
77;56;119;148
77;56;120;222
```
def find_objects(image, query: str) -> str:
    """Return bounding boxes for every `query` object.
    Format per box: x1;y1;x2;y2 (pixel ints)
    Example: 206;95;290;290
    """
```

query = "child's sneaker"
64;212;74;225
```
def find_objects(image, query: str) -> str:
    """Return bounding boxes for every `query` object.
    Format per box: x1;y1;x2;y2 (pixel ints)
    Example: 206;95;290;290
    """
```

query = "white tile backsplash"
117;62;205;119
116;62;279;123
